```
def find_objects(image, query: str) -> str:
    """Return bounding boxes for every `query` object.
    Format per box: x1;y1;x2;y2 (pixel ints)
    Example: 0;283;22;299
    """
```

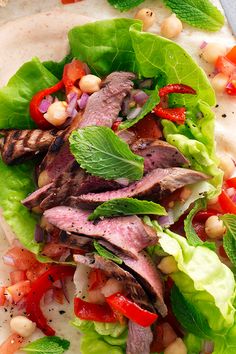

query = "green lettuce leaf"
68;19;141;77
71;318;127;354
220;214;236;267
163;0;224;32
158;229;236;332
23;336;70;354
0;159;40;253
69;127;144;181
93;241;123;265
184;333;204;354
0;57;58;129
88;198;166;220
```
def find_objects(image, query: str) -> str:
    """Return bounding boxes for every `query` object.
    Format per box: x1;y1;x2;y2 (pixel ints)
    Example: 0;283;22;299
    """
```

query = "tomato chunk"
10;270;26;285
63;59;86;93
0;287;6;306
3;247;38;271
215;56;236;77
131;114;162;139
226;46;236;65
218;190;236;214
6;280;31;304
0;334;24;354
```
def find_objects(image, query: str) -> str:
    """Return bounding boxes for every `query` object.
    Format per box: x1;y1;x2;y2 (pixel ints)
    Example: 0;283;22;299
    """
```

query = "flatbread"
0;1;235;352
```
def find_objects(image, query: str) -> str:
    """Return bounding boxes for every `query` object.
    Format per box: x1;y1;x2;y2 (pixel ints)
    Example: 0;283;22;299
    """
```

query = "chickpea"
201;43;227;64
79;74;101;94
10;316;36;338
158;256;178;274
160;14;183;39
207;196;218;206
180;187;192;202
44;101;68;127
134;8;156;31
164;338;187;354
211;73;228;94
205;215;226;239
219;154;235;180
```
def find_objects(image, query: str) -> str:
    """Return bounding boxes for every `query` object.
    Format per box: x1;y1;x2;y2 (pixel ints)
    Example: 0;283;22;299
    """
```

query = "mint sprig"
163;0;224;32
88;198;166;221
94;241;123;265
23;336;70;354
69;127;144;182
220;214;236;267
107;0;144;11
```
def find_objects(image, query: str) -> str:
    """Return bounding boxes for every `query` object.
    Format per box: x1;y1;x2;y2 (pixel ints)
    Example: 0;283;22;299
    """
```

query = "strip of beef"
70;167;209;206
22;183;53;209
58;231;93;251
0;128;60;165
79;72;136;128
74;253;154;311
127;321;153;354
43;207;157;258
131;138;188;173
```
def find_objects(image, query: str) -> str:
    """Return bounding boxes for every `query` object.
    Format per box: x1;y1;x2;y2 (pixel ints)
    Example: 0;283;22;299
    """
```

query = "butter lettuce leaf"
158;229;236;332
0;57;58;129
71;318;126;354
0;158;40;254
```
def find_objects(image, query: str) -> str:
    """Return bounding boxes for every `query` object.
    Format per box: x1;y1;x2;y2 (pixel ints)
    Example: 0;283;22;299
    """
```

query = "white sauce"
0;0;235;352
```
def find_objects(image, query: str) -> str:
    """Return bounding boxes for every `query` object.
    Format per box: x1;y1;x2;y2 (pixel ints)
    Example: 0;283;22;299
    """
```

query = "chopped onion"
2;254;15;266
101;278;123;298
34;224;44;243
44;288;54;305
78;92;89;110
200;40;208;49
38;95;53;113
127;107;142;120
159;210;174;227
133;90;149;106
115;177;130;186
16;297;26;311
66;92;78;116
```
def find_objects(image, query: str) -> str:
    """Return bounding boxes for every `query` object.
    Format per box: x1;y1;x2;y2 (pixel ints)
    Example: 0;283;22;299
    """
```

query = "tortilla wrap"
0;1;235;352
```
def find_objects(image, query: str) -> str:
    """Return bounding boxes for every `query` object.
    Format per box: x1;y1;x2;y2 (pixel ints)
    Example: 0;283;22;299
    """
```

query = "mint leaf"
94;241;123;265
163;0;224;32
107;0;144;11
69;127;144;182
119;88;160;130
23;336;70;354
171;285;213;339
88;198;166;220
220;214;236;267
184;198;216;250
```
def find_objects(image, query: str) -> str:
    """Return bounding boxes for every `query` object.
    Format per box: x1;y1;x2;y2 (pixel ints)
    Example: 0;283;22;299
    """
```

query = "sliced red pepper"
226;177;236;188
106;292;158;327
29;80;64;129
26;265;74;336
62;59;86;94
154;84;196;125
218;190;236;214
226;46;236;65
159;84;196;97
153;106;186;124
74;297;117;323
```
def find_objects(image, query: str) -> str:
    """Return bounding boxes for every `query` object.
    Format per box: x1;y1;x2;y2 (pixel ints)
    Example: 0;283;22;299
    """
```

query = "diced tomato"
225;78;236;96
218;190;236;214
10;270;26;285
6;280;31;304
88;269;107;291
0;333;24;354
106;292;158;327
131;113;163;139
26;263;51;283
215;56;236;77
74;297;117;322
63;59;86;94
226;177;236;188
0;287;6;306
193;209;218;223
61;0;81;4
226;46;236;65
3;247;38;271
42;243;67;259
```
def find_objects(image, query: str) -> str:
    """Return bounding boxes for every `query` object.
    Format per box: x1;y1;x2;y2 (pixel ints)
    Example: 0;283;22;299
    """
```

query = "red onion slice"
159;210;174;227
34;224;44;243
133;90;149;106
200;41;208;49
78;93;89;110
127;107;142;120
38;97;52;113
67;92;78;116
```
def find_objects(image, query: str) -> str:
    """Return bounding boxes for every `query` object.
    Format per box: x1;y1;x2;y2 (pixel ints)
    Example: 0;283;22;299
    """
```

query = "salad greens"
88;198;166;220
23;336;70;354
163;0;224;32
93;241;123;265
69;127;144;181
107;0;144;11
0;57;58;129
221;214;236;267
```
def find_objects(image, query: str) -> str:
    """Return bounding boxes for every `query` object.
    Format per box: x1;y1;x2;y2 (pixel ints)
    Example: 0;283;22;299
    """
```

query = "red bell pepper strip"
226;177;236;188
74;297;117;323
26;265;74;336
218;190;236;214
159;84;196;97
154;84;196;125
106;292;158;327
62;59;86;94
29;80;64;129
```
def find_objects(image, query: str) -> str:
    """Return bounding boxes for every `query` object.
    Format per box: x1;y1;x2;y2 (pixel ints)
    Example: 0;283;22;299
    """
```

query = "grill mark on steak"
0;128;60;165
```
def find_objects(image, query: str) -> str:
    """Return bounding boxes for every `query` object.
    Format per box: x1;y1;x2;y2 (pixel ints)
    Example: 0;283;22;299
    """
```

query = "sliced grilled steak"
79;72;136;128
22;182;53;209
58;231;93;250
0;129;60;165
71;167;209;206
74;253;153;311
127;321;153;354
131;138;188;173
43;207;157;258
